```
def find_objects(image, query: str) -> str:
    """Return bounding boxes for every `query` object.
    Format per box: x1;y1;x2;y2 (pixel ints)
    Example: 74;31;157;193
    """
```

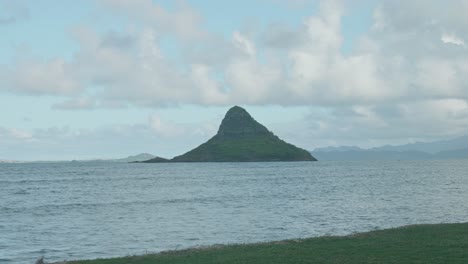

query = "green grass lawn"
68;222;468;264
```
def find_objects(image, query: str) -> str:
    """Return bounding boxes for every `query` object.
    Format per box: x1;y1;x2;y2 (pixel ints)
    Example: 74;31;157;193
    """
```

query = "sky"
1;0;468;161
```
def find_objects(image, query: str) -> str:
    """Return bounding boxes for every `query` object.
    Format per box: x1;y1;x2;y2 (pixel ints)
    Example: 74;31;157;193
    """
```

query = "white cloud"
3;0;468;107
190;64;228;104
414;59;462;97
8;128;33;140
232;31;257;57
441;33;465;46
3;58;80;95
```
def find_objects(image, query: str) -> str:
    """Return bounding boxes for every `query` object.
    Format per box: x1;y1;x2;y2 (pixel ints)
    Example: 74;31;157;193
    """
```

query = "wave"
0;194;244;213
0;175;164;185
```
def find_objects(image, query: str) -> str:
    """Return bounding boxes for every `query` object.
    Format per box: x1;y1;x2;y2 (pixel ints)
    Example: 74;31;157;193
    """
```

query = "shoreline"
50;222;468;264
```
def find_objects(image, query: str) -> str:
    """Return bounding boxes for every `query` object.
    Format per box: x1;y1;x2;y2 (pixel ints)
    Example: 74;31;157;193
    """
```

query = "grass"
67;222;468;264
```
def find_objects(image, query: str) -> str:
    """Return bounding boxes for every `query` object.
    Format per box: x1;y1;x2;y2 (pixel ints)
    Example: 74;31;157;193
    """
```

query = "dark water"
1;160;467;263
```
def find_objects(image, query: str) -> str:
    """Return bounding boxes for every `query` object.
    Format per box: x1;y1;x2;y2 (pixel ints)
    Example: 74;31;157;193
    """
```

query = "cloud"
98;0;206;41
0;127;33;141
441;33;465;46
0;0;29;25
100;31;136;49
52;97;97;110
271;98;468;150
264;0;313;9
190;64;228;104
262;22;305;49
2;0;468;142
3;0;467;107
2;58;80;95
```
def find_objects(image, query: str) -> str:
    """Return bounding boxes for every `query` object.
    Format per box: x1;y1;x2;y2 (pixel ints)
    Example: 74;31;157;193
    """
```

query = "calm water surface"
1;160;467;263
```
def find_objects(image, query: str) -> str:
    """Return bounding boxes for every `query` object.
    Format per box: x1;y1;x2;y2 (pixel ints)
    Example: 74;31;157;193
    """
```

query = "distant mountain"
313;146;362;152
114;153;156;163
143;106;316;162
312;135;468;161
66;153;158;163
433;148;468;159
373;135;468;154
312;149;431;161
0;154;157;163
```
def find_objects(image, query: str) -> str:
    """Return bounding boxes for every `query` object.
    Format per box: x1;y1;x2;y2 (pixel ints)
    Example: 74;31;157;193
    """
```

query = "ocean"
1;160;467;263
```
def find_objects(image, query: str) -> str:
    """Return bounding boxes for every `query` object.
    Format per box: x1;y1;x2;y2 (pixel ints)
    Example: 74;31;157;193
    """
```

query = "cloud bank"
2;0;467;107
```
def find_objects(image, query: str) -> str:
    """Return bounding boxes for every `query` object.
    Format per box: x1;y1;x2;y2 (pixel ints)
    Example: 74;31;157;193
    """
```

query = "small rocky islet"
142;106;316;162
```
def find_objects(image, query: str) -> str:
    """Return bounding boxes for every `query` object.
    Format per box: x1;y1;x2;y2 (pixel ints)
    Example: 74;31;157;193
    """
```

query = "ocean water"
1;160;467;264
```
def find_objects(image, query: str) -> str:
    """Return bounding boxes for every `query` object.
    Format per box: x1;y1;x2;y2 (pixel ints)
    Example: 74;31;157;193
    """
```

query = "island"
142;106;316;162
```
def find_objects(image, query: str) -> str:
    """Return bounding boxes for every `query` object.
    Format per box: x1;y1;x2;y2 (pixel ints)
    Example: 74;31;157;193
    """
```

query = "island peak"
216;106;270;140
143;106;316;162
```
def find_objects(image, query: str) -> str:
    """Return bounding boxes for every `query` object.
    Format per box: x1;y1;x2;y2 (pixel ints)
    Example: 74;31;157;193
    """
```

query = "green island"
63;222;468;264
142;106;316;162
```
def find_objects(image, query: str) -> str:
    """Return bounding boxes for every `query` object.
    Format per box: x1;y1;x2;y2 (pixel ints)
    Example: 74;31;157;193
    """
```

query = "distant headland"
141;106;316;163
